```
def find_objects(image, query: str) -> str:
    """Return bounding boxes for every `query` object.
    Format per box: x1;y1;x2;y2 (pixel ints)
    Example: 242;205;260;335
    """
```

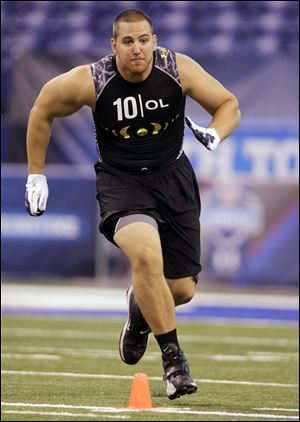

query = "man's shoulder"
90;53;117;99
155;46;175;62
155;47;180;85
90;53;115;71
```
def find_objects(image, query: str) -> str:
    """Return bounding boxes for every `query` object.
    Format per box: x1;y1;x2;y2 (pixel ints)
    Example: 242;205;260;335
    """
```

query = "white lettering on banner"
243;139;299;181
1;214;81;239
243;139;275;180
273;140;299;181
184;141;236;180
184;136;298;182
213;143;235;179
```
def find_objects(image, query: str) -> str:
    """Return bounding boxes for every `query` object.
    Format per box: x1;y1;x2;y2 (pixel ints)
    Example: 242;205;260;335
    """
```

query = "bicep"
33;65;96;119
177;53;235;115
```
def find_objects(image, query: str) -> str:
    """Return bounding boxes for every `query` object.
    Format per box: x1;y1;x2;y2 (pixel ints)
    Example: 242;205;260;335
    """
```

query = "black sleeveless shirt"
90;47;186;171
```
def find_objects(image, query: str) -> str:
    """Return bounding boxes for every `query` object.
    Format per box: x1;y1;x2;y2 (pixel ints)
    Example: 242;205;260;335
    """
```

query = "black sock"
154;328;179;352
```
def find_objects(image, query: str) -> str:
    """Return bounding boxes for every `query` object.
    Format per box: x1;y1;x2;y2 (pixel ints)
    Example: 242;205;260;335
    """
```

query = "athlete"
25;9;241;399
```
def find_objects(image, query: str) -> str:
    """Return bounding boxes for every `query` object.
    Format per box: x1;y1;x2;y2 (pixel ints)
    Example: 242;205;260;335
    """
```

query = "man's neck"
115;56;153;83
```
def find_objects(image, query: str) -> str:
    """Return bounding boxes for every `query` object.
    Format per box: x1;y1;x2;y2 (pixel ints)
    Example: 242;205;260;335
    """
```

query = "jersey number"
113;97;137;121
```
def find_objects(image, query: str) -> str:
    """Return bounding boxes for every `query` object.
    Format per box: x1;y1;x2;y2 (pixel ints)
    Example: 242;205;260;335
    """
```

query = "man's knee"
113;223;163;275
175;286;195;305
167;276;197;305
132;245;163;273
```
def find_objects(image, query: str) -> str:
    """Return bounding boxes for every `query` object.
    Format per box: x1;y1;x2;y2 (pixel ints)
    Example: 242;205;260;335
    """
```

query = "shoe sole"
119;286;133;364
119;286;149;365
168;384;198;400
119;323;130;364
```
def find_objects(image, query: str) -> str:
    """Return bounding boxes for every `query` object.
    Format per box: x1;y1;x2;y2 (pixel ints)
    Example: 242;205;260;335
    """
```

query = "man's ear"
111;37;117;54
153;34;157;49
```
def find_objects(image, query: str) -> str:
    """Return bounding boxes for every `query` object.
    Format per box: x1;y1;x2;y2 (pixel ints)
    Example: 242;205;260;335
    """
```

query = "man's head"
112;9;153;39
111;9;157;81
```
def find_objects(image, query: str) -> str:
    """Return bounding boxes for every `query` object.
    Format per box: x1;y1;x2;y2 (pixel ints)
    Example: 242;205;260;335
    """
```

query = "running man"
25;9;241;399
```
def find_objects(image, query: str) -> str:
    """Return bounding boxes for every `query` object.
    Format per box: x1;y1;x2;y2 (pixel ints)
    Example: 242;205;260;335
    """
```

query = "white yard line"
1;410;98;418
5;346;298;358
1;402;299;420
254;408;299;412
1;410;129;419
1;354;61;360
2;349;298;362
2;328;298;347
1;370;298;388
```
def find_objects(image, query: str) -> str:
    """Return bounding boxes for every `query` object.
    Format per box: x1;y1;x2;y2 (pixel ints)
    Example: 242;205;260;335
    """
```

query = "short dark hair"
113;9;153;39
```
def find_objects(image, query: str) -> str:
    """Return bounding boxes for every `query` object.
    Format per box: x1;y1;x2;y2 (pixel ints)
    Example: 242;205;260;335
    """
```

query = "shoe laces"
162;344;190;375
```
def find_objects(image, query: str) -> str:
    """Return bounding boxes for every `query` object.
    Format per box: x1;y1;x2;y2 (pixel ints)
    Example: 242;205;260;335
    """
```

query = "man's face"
111;20;157;78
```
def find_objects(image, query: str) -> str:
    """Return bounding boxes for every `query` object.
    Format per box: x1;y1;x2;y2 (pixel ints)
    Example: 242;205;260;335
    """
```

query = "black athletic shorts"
94;152;201;279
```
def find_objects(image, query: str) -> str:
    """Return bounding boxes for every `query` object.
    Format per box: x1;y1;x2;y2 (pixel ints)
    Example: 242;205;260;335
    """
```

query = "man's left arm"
176;53;241;148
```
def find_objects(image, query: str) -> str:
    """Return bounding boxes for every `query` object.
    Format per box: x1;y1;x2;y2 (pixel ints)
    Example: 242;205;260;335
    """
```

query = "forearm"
208;98;241;141
26;106;53;174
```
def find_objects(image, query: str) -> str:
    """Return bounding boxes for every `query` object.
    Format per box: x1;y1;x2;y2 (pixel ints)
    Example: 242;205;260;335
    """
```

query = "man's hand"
25;174;48;216
185;116;221;151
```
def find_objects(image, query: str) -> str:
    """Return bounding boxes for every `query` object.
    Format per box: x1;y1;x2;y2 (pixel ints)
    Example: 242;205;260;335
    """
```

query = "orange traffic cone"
128;373;153;409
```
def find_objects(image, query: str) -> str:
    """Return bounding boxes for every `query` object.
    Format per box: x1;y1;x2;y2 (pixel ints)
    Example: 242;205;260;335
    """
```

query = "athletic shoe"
162;343;197;400
119;285;151;365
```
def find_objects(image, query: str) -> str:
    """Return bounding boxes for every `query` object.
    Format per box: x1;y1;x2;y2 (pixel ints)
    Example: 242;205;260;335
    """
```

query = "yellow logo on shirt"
137;128;148;137
160;48;168;59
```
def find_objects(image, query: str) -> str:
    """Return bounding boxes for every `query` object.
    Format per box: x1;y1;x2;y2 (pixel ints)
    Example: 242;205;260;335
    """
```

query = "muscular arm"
176;53;241;141
27;65;96;174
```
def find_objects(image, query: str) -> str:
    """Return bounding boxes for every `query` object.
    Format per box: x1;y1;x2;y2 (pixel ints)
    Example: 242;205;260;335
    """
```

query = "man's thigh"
113;218;162;262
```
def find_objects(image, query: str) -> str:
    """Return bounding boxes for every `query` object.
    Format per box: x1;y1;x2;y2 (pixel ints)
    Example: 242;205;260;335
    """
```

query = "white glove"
25;174;48;216
185;116;221;151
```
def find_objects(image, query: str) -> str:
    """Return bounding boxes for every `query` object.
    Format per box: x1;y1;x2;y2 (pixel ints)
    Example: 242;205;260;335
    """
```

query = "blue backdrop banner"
2;168;97;277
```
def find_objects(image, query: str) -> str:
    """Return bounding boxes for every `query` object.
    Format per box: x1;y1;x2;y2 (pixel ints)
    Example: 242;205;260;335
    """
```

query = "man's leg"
114;220;197;399
114;221;175;335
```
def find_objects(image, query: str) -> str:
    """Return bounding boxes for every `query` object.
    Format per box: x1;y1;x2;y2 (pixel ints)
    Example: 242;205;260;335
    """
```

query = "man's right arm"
25;64;96;216
27;64;96;174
